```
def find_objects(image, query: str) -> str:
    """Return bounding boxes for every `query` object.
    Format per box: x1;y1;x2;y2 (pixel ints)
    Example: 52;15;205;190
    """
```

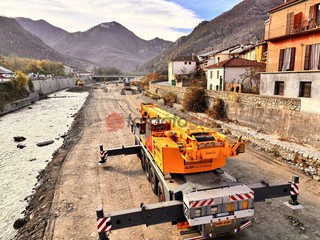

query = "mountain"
16;17;68;46
0;16;94;70
17;19;172;72
141;0;283;73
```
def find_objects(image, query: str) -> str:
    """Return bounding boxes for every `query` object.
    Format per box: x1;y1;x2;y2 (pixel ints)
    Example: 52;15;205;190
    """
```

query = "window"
210;71;213;79
286;12;294;34
211;206;218;214
209;84;212;90
308;4;320;28
316;4;320;25
184;62;187;65
189;62;191;65
304;44;320;70
299;82;311;98
274;81;284;96
194;208;201;218
278;48;295;71
217;70;219;79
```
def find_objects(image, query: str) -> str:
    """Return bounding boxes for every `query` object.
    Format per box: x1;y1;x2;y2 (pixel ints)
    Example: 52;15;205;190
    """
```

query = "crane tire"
150;168;158;194
145;161;151;182
157;182;165;202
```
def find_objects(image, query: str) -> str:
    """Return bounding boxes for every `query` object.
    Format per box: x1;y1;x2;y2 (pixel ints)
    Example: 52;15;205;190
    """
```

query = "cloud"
0;0;239;41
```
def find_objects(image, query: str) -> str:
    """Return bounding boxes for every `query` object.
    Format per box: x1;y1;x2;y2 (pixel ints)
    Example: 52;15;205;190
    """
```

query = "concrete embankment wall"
32;77;84;95
149;83;320;150
0;77;91;116
0;92;39;116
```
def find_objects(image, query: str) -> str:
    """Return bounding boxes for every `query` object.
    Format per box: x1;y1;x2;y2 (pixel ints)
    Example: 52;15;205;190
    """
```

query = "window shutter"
309;5;315;29
278;49;285;71
293;12;302;31
304;45;311;70
286;13;291;34
289;48;296;70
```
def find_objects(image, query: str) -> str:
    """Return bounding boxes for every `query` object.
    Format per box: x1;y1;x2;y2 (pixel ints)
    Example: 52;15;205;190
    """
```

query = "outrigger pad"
283;201;304;210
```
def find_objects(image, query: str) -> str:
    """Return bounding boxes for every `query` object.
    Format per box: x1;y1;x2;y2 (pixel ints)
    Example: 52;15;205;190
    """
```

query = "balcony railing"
265;20;320;40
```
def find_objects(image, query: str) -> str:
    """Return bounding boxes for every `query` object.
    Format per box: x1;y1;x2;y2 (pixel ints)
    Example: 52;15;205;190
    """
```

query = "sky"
0;0;242;41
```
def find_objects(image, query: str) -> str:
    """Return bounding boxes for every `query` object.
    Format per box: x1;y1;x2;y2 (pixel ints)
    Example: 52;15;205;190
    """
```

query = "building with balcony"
260;0;320;103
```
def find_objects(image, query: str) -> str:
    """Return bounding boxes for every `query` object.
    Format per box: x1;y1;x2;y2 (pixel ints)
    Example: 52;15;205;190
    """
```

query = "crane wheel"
157;182;165;202
141;152;146;171
145;161;151;182
150;168;158;195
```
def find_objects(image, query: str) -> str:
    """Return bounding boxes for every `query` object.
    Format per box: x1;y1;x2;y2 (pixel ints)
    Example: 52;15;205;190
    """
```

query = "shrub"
229;92;240;102
144;91;161;100
162;92;176;107
11;71;28;90
207;98;227;120
182;87;206;112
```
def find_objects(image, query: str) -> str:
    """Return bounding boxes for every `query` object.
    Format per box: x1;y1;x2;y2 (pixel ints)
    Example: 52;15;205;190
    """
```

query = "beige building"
168;55;199;85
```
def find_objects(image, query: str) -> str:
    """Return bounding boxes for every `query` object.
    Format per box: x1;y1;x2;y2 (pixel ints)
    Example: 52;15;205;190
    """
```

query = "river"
0;90;88;240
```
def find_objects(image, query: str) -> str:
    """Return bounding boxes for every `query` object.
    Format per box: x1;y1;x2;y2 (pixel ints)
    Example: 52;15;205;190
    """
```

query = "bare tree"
239;67;264;94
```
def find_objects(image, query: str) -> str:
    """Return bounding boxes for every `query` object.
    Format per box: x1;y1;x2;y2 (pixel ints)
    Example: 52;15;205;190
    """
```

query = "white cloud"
0;0;243;41
0;0;204;41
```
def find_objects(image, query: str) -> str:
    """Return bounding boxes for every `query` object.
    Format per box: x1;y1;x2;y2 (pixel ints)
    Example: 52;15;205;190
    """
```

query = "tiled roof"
206;58;266;69
171;55;199;62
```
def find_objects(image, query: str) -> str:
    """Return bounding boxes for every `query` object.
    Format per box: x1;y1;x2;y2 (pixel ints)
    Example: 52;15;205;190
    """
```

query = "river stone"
13;218;28;229
13;136;26;142
36;140;54;147
17;144;26;149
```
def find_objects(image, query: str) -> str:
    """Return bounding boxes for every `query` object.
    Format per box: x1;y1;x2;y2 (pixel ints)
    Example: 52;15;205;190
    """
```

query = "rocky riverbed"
0;89;88;240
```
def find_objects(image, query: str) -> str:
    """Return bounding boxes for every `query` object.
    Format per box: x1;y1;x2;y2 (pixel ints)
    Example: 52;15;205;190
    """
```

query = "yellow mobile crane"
138;103;245;174
97;103;302;240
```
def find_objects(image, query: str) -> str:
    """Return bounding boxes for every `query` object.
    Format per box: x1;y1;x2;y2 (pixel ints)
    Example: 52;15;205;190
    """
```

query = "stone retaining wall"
149;82;320;150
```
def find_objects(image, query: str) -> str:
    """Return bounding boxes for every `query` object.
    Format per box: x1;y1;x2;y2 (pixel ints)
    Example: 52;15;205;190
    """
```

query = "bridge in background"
92;75;143;82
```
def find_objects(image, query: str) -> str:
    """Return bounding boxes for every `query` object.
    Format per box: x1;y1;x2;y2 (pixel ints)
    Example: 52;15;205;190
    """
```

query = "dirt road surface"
16;84;320;240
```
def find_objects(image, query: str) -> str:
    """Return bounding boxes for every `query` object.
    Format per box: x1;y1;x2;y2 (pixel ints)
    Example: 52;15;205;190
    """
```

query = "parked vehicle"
75;79;84;86
123;78;131;90
97;103;302;239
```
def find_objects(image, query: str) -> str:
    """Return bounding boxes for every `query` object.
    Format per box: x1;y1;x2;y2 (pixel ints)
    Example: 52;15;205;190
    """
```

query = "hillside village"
168;0;320;113
1;1;320;240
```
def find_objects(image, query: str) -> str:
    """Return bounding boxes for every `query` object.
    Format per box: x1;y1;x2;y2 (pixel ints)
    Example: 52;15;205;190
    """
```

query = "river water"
0;90;88;240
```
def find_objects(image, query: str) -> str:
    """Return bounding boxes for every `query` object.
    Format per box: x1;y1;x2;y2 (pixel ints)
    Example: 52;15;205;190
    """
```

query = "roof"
198;49;220;57
269;0;306;14
0;65;13;74
206;58;266;69
229;44;255;54
171;55;199;62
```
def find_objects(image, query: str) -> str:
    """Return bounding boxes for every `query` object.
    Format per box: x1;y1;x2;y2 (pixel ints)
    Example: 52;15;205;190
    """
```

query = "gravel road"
15;84;320;240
